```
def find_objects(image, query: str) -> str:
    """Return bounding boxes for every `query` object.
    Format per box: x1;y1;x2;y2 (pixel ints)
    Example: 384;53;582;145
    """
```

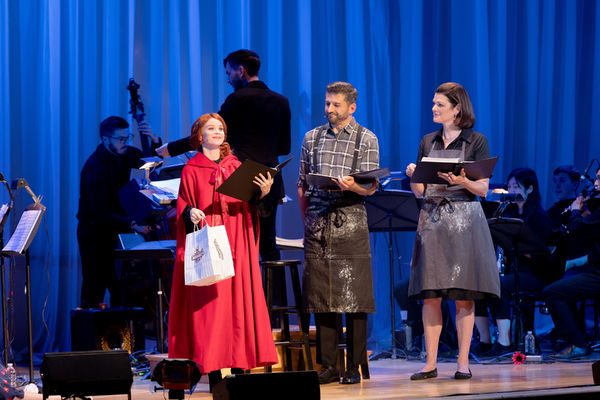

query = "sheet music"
276;237;304;249
150;178;181;196
2;209;43;254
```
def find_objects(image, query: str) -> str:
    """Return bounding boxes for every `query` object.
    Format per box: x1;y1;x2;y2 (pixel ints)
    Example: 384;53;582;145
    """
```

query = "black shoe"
318;365;340;384
551;344;591;360
454;369;472;380
410;368;438;380
483;342;513;357
208;370;223;393
341;365;361;384
471;341;492;355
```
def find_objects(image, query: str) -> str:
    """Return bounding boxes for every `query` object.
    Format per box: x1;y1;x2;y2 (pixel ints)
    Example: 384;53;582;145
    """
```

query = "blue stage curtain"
0;0;599;361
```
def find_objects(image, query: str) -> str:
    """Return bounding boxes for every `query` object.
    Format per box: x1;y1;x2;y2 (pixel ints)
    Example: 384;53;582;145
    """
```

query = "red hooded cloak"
168;152;277;372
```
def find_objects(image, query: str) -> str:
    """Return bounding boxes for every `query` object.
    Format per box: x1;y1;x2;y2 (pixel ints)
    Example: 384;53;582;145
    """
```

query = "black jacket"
168;80;291;198
77;144;144;234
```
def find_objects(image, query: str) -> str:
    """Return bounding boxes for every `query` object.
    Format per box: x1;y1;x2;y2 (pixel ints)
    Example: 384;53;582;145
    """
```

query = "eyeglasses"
109;134;133;144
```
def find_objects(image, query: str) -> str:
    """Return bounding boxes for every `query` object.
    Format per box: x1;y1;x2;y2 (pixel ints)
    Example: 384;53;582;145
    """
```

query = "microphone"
499;193;524;202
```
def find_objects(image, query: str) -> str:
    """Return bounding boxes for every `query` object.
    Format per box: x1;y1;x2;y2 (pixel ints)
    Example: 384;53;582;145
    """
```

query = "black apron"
302;126;376;313
408;142;500;300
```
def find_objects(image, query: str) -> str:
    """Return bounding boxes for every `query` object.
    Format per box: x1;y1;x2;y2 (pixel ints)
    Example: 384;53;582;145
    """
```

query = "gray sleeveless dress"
408;143;500;300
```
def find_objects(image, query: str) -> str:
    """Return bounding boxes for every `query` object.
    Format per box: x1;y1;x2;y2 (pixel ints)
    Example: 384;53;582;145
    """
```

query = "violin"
126;78;152;157
562;188;600;215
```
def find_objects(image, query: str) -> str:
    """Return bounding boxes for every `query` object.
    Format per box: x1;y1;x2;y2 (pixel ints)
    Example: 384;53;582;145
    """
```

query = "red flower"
512;351;526;364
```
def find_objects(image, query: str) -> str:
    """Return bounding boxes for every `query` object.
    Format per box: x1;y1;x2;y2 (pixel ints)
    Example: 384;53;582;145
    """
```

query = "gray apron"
408;142;500;299
302;126;376;313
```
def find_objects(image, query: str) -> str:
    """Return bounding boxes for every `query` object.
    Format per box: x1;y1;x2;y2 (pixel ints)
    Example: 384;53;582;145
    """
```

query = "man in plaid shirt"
297;82;379;385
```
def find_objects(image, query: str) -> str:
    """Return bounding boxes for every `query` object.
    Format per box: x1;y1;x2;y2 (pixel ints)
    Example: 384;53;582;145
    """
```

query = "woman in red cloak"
168;113;278;387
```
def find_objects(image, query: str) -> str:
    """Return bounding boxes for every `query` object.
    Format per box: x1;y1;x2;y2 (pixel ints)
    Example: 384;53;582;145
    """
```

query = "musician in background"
77;116;161;309
157;49;291;263
474;168;552;356
547;165;580;228
543;166;600;359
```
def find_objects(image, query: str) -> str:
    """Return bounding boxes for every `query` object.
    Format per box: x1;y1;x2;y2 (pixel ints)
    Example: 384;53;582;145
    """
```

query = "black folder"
410;156;498;184
307;167;391;189
216;157;292;202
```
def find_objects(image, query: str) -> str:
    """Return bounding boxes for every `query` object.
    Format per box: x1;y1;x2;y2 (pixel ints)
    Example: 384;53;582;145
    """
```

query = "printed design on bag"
214;239;224;260
191;248;205;262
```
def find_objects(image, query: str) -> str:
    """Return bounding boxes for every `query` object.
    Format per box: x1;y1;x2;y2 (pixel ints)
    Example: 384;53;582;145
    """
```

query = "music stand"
487;218;549;350
0;173;14;366
2;201;45;384
364;189;420;358
114;239;176;355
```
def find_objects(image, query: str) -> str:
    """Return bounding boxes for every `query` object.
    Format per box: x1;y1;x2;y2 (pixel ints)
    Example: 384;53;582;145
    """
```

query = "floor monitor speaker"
41;350;133;400
212;371;320;400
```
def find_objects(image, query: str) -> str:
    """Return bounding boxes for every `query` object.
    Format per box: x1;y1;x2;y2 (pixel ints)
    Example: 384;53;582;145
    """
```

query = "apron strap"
312;124;364;174
311;125;328;173
350;125;364;174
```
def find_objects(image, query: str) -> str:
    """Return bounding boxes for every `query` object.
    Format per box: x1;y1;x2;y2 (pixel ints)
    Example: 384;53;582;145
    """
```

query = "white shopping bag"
184;221;234;286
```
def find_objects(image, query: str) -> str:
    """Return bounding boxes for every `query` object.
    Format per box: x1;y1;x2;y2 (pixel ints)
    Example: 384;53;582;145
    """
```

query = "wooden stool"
261;260;314;371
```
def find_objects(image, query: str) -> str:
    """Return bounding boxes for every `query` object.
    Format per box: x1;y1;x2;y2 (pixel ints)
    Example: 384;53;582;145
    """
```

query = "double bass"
126;78;177;240
127;78;152;157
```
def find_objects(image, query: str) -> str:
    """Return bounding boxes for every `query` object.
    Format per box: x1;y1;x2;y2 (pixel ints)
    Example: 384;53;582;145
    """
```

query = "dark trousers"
543;266;600;348
259;201;284;322
258;198;280;262
315;312;367;368
476;271;545;334
78;225;122;309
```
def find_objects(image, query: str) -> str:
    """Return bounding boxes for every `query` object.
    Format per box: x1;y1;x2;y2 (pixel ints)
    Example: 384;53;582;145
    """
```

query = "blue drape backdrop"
1;0;599;362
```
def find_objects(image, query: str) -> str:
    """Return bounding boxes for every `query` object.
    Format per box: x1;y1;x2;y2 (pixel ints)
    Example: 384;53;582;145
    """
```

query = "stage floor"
23;358;599;400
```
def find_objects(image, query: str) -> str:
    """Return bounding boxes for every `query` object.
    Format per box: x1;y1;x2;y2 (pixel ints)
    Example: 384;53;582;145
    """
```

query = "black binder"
411;156;498;184
307;167;391;189
216;157;292;202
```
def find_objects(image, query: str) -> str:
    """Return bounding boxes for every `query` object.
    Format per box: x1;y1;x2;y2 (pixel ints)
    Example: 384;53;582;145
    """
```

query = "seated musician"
543;166;600;359
167;113;278;390
473;168;553;356
77;116;161;309
547;165;581;228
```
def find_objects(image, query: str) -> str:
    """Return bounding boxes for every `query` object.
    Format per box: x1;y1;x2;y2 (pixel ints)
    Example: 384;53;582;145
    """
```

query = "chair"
261;260;314;372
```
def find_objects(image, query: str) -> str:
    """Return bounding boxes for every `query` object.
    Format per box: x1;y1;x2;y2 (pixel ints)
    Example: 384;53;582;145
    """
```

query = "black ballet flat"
454;369;472;380
410;368;438;380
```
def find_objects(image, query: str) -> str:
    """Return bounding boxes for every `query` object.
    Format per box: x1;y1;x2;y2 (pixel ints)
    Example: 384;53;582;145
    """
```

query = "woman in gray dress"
405;82;500;380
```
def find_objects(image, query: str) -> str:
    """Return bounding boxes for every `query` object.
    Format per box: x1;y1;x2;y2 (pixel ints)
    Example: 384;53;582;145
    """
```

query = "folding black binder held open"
411;156;498;184
307;167;391;189
216;157;292;202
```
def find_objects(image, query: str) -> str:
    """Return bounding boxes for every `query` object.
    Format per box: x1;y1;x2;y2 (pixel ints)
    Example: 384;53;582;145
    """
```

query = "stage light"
151;359;201;400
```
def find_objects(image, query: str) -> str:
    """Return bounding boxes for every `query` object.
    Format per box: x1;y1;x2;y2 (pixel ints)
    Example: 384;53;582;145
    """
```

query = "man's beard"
327;112;348;125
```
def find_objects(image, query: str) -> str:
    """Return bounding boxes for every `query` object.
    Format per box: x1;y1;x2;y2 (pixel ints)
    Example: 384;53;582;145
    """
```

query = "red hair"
189;113;232;158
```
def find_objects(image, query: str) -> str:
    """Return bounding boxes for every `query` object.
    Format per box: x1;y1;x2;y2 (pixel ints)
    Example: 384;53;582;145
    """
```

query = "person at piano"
168;113;278;390
543;166;600;359
77;116;162;309
405;82;500;380
474;167;553;356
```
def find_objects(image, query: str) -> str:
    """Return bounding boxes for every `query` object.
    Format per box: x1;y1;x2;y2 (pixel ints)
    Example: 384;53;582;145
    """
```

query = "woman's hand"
437;168;469;186
254;172;273;199
190;208;206;225
406;163;417;178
